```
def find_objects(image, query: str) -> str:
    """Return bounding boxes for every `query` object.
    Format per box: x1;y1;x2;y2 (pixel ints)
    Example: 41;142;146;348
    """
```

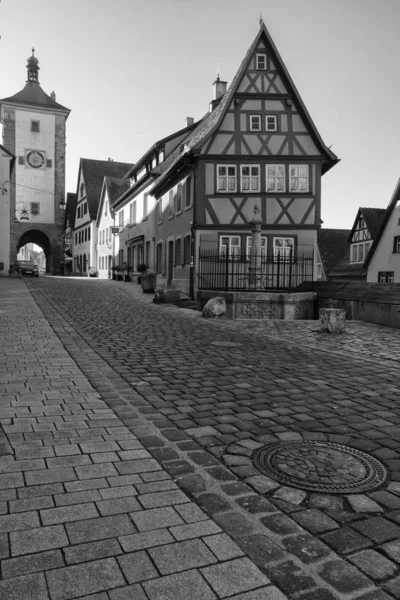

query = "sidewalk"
0;278;279;600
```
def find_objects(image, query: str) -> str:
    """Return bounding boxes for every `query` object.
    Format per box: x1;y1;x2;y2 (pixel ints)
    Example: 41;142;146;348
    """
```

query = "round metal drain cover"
210;341;242;347
252;441;387;494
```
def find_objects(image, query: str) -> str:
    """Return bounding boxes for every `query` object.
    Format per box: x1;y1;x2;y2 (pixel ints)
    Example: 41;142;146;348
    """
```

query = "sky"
1;0;399;230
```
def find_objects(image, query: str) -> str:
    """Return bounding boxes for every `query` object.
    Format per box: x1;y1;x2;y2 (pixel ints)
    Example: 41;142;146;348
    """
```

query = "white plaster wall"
97;190;115;278
0;153;11;273
15;109;55;223
367;203;400;282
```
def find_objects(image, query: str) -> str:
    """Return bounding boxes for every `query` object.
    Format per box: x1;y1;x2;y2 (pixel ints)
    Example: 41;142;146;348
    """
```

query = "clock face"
26;150;45;169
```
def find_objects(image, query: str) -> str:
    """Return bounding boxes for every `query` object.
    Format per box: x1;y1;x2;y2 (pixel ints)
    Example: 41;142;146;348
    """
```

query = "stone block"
143;570;216;600
200;557;270;597
149;538;217;574
202;296;226;318
319;308;346;334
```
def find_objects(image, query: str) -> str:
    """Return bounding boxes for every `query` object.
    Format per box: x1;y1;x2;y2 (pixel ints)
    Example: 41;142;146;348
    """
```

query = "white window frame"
266;165;285;193
273;237;295;259
351;242;371;263
217;165;237;193
240;165;260;193
129;201;136;225
246;236;268;259
265;115;278;132
220;236;241;257
378;271;394;283
256;53;267;70
289;165;309;193
250;115;261;131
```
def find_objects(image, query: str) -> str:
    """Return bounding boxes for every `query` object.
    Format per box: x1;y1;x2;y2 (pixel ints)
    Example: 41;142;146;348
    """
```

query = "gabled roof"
317;228;351;274
364;179;400;269
65;193;77;229
0;143;15;159
79;159;133;220
150;22;338;196
105;177;131;209
348;207;386;243
0;81;70;114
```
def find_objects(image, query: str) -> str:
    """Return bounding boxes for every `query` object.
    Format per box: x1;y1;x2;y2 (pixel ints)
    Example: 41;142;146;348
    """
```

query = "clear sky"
1;0;399;229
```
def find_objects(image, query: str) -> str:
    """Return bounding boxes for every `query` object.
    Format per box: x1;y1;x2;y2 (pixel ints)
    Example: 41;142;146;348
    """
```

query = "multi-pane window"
83;203;88;215
266;165;285;192
256;53;267;70
119;209;124;227
351;242;371;263
217;166;236;192
220;236;240;257
31;120;40;132
394;236;400;253
143;193;148;219
185;176;192;208
156;243;163;274
85;229;88;242
250;115;261;131
241;165;260;192
130;201;136;224
80;183;84;197
168;190;174;218
30;202;40;215
378;272;394;283
246;236;267;259
273;237;294;258
88;228;91;241
176;183;182;213
175;238;181;265
289;165;309;192
266;115;277;131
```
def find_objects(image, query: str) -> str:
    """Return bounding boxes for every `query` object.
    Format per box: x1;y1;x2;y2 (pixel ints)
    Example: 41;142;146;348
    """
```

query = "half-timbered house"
150;21;339;296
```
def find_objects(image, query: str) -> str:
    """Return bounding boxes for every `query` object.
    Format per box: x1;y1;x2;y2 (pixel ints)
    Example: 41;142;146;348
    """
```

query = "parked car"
16;261;39;277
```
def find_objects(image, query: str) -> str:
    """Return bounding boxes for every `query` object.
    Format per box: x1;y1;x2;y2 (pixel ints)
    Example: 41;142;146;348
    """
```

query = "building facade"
0;144;15;274
0;49;70;273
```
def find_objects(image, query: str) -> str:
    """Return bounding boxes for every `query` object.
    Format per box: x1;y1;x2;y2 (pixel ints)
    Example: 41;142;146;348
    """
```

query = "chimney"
209;74;227;112
108;157;114;162
185;117;194;127
51;91;56;101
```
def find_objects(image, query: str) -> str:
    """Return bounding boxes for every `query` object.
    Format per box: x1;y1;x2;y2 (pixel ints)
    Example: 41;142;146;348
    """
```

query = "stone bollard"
319;308;346;334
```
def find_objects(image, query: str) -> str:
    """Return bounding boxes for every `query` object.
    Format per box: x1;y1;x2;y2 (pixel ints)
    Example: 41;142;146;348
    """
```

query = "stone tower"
0;48;70;273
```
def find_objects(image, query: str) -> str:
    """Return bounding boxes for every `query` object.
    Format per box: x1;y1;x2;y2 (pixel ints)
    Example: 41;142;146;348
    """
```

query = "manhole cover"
210;341;242;347
252;441;387;494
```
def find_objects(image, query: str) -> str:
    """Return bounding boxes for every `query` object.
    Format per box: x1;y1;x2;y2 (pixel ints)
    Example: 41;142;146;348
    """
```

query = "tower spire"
26;46;40;83
259;13;264;27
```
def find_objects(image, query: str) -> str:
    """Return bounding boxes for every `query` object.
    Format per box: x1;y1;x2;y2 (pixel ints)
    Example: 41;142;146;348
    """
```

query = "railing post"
225;249;229;292
276;252;280;290
289;247;293;291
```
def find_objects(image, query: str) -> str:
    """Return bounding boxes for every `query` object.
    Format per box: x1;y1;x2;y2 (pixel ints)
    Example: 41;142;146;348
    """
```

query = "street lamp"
59;197;66;211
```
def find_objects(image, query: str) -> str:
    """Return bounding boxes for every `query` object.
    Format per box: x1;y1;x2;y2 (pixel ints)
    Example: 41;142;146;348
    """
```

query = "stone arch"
16;229;53;273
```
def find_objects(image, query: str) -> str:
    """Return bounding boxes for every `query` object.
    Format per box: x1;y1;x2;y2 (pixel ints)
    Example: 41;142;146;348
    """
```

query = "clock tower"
0;48;70;273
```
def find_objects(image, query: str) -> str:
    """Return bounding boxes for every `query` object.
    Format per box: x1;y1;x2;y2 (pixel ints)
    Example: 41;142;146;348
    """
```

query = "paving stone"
267;559;317;596
0;471;24;489
244;475;280;494
9;495;54;513
143;569;216;600
149;539;217;574
297;590;340;600
355;590;393;600
235;495;276;514
214;511;256;539
174;503;208;523
383;575;400;597
97;496;141;516
0;510;40;533
25;467;76;486
346;494;384;513
380;539;400;563
309;494;343;511
353;517;400;544
225;589;286;600
0;572;49;600
119;528;174;552
236;534;285;565
138;489;188;509
163;460;195;477
2;549;64;578
169;519;221;540
321;526;372;554
46;557;125;600
369;491;400;510
54;489;102;506
200;557;270;598
292;509;339;534
64;538;122;565
196;493;232;515
203;533;244;561
260;512;303;536
348;549;398;580
283;533;332;564
10;524;69;556
117;550;158;583
66;515;137;544
17;482;64;499
131;507;184;531
109;584;148;600
75;463;119;480
318;559;372;593
273;486;307;505
40;503;99;525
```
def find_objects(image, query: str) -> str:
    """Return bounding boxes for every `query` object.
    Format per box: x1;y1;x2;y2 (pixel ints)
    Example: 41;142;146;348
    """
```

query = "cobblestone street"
2;276;400;599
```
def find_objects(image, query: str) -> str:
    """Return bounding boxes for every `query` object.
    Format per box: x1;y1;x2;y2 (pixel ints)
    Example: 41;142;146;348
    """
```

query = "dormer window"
256;53;267;70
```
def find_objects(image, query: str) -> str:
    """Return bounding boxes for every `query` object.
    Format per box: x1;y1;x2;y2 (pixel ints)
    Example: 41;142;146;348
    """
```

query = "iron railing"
198;249;314;292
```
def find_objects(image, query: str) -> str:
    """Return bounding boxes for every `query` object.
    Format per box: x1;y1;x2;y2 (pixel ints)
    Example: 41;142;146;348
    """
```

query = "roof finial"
216;70;220;81
259;13;264;27
32;46;35;55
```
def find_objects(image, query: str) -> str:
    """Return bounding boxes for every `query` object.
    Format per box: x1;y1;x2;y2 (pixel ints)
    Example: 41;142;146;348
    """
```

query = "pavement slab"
3;277;400;599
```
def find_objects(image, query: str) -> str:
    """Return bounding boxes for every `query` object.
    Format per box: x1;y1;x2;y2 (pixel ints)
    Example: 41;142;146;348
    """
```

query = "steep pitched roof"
364;179;400;268
105;177;131;209
359;208;386;239
0;82;70;113
79;159;133;220
151;22;338;196
317;229;351;274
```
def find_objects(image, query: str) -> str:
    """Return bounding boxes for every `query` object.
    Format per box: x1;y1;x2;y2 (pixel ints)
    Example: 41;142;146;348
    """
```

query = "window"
241;165;260;192
83;203;88;215
30;202;40;215
220;236;241;257
266;165;285;192
273;237;294;258
119;210;124;227
175;238;181;265
75;233;78;245
85;228;88;242
46;159;52;168
18;156;25;165
80;183;84;198
77;206;80;219
168;190;174;218
289;165;309;192
146;241;151;265
105;200;108;216
217;165;236;193
157;200;162;224
378;272;394;283
88;227;91;241
78;231;81;244
351;242;370;263
394;236;400;253
156;243;163;274
246;236;267;259
266;115;277;131
256;53;267;70
143;193;148;219
175;184;182;213
31;120;40;132
130;201;136;224
185;176;192;208
184;235;191;265
250;115;261;131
